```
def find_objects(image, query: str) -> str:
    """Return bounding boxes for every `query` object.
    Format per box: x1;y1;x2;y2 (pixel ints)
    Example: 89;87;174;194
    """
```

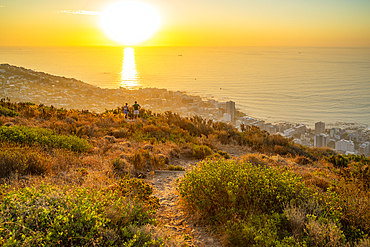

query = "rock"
121;141;132;147
3;122;14;127
103;135;116;143
181;148;193;158
158;154;170;164
65;117;76;124
112;129;127;138
170;149;180;158
143;144;154;150
89;147;100;154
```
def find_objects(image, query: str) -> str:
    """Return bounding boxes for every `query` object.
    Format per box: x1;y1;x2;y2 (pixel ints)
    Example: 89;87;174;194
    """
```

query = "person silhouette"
132;101;141;119
123;103;129;119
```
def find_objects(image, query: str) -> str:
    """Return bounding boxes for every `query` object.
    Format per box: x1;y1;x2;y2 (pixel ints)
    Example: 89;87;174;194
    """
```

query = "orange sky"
0;0;369;47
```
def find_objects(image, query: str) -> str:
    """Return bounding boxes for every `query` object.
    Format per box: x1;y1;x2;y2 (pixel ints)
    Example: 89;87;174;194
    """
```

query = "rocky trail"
144;145;250;246
145;166;222;246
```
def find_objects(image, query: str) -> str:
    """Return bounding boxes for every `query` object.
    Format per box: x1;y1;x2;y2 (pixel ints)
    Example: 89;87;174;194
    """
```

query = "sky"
0;0;369;47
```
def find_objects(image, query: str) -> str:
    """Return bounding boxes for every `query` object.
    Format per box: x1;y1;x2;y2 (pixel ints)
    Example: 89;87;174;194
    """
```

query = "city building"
315;121;325;135
226;101;235;121
284;128;296;137
295;124;307;135
223;113;231;122
314;133;329;147
329;128;336;138
335;139;355;153
359;142;370;156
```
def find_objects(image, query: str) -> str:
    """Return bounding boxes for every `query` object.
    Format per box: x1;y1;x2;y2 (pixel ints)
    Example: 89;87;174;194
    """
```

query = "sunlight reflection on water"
121;47;138;87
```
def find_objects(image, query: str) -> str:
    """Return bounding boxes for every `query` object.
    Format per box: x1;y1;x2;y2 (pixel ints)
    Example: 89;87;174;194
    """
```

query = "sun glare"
121;47;138;87
100;1;160;45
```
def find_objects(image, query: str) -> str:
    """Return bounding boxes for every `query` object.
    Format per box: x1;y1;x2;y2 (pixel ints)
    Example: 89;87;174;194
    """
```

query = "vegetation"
0;98;369;246
0;145;50;178
0;125;92;152
178;156;370;246
0;179;161;246
167;165;185;171
0;105;20;117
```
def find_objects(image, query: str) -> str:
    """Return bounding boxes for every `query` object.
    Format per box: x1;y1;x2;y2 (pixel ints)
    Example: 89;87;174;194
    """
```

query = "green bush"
130;150;144;170
167;165;185;171
0;106;20;117
118;175;160;212
0;147;50;178
225;213;296;247
177;159;309;245
209;150;231;160
0;182;162;246
0;125;92;152
325;154;349;168
191;144;213;159
178;159;308;220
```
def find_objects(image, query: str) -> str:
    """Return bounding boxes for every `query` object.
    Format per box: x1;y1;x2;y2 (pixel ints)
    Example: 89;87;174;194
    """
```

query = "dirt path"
145;169;222;247
143;144;250;246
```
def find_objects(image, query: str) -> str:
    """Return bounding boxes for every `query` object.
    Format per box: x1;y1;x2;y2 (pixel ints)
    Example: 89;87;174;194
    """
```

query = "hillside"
0;96;370;246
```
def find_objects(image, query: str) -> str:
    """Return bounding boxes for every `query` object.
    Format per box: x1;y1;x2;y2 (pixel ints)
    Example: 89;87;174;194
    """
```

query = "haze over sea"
1;46;369;127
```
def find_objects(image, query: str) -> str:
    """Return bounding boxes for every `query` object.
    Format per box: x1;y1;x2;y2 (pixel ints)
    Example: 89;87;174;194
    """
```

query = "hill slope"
0;97;369;246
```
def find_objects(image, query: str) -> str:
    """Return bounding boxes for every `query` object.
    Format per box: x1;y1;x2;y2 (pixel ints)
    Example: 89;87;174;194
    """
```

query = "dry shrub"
338;181;370;236
130;150;144;170
215;130;230;145
111;128;128;138
356;238;370;247
96;116;116;128
269;155;289;166
81;155;103;168
284;203;306;241
198;133;220;149
80;167;116;189
191;144;213;159
304;217;344;247
294;155;313;166
97;138;114;154
49;149;82;173
0;146;51;178
139;224;188;247
111;157;134;177
273;145;289;156
240;153;270;167
169;145;181;158
150;154;166;169
309;176;331;191
82;124;99;137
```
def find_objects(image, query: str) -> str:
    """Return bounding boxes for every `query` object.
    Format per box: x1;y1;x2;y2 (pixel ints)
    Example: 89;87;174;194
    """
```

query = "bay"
1;46;369;127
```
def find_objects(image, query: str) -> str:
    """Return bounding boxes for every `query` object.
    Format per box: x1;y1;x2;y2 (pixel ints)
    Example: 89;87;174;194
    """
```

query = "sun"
100;1;160;45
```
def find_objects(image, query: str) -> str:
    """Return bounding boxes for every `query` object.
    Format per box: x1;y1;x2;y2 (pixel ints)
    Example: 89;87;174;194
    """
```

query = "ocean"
1;46;369;127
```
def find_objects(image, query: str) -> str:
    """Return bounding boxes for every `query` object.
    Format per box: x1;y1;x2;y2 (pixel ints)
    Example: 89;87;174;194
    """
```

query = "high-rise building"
329;128;336;138
314;133;329;147
226;101;235;121
315;121;325;135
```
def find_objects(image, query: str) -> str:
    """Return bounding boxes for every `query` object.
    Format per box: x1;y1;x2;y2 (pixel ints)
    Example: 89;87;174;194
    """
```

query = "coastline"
1;63;368;131
2;46;369;128
2;63;370;155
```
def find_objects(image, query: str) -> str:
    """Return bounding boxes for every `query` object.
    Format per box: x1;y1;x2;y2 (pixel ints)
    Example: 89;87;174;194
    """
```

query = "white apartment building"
284;128;296;137
359;142;370;156
335;139;355;153
295;124;307;135
223;113;231;122
314;133;329;147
